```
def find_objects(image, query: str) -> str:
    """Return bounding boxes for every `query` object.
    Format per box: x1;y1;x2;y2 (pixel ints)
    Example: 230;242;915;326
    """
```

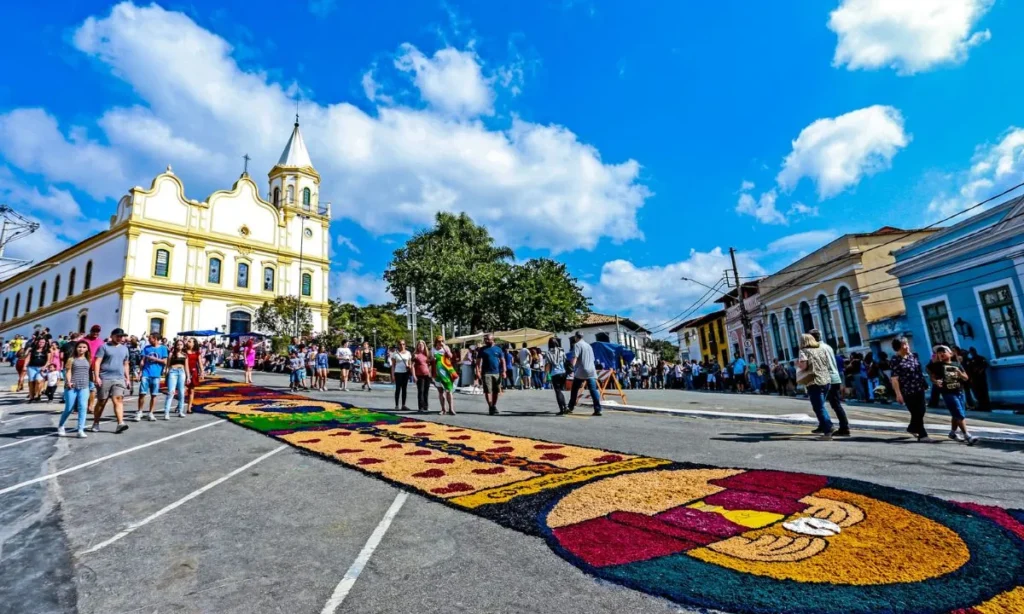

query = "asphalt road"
2;368;1022;614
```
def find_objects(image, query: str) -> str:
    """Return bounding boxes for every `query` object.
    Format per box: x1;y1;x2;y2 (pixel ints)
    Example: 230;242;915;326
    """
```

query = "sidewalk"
587;388;1024;443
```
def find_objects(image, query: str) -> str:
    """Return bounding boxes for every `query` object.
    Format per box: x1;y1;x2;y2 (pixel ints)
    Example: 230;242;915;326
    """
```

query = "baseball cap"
111;327;126;337
809;328;821;336
90;325;102;333
934;344;952;354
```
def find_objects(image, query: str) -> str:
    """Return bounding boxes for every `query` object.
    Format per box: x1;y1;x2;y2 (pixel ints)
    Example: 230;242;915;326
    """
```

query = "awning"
179;329;221;337
446;328;553;347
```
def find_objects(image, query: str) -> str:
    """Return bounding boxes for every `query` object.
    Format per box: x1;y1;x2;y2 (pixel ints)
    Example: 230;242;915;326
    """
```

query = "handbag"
796;362;817;386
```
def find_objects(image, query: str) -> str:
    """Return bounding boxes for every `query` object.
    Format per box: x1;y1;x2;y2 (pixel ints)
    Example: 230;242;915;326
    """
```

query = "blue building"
889;194;1024;406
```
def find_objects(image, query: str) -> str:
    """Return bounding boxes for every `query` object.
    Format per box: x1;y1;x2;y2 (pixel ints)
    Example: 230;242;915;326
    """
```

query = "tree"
506;258;588;331
384;212;589;332
255;297;312;338
646;339;680;363
328;300;406;346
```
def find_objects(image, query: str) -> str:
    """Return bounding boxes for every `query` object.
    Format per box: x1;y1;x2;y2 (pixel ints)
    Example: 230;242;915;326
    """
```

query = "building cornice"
0;279;122;335
0;223;129;293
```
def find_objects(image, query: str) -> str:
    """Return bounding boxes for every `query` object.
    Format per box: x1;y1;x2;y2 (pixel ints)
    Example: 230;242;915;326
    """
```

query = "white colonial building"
555;312;657;365
0;120;331;340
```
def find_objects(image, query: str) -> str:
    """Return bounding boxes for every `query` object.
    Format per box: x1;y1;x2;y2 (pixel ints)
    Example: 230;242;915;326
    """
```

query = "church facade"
0;121;331;340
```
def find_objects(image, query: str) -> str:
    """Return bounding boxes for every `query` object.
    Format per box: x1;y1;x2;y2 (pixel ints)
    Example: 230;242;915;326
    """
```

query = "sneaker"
133;412;142;422
948;431;961;442
90;424;101;433
115;423;129;434
488;407;498;415
163;414;171;421
833;428;851;437
56;426;67;437
819;430;834;441
917;435;932;442
147;413;157;422
592;411;603;416
966;435;979;446
811;426;827;434
177;411;186;418
77;430;87;439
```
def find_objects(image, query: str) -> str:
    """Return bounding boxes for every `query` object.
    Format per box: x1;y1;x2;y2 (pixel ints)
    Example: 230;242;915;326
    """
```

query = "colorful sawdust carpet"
193;380;1024;614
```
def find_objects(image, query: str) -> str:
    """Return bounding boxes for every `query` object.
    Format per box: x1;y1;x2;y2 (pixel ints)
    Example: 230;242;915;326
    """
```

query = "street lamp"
680;276;728;296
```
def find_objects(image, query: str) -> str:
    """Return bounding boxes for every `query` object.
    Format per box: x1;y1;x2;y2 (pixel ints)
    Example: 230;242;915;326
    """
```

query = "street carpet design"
193;380;1024;614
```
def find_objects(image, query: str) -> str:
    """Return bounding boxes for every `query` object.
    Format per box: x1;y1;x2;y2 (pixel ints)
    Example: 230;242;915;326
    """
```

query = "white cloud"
776;105;909;200
331;264;392;306
829;0;993;75
395;44;494;117
766;230;839;254
587;248;766;335
787;202;818;217
360;65;393;105
736;188;786;225
0;2;648;255
739;180;755;192
928;127;1024;218
335;234;361;253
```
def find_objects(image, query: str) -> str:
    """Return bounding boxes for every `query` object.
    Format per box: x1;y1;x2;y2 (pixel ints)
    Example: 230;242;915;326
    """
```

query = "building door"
229;310;252;335
754;336;765;364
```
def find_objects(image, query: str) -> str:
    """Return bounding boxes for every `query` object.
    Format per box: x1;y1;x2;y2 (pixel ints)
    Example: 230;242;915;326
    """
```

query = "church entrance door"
229;311;252;335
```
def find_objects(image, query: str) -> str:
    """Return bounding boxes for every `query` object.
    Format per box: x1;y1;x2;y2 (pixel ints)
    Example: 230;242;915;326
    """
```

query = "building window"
838;287;861;347
68;268;76;297
979;285;1024;357
237;262;250;288
785;308;799;358
301;272;312;297
264;267;275;292
25;288;33;314
302;187;311;209
817;295;837;347
84;260;93;290
700;327;707;350
716;319;724;343
799;301;814;333
229;310;252;335
208;257;222;284
53;275;61;303
273;187;281;206
770;314;783;359
154;249;170;277
149;317;165;336
78;313;87;334
2;298;7;322
286;185;294;204
595;332;610;343
14;293;20;318
39;281;46;309
923;300;955;348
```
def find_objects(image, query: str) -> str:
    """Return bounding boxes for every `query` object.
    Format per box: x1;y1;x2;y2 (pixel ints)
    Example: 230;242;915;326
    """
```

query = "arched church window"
53;275;61;302
237;263;249;288
286;185;294;204
302;187;311;210
208;257;222;284
264;267;275;292
68;268;77;297
301;273;312;297
25;288;33;314
14;293;20;318
84;261;93;290
154;249;170;278
273;187;280;207
2;298;7;322
39;281;47;309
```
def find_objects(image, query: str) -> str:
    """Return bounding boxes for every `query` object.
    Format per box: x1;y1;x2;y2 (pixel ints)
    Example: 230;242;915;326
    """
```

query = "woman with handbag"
797;333;840;440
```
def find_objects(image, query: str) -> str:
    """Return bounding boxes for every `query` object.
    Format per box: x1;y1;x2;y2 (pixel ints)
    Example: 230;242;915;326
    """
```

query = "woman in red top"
412;340;432;413
184;337;204;413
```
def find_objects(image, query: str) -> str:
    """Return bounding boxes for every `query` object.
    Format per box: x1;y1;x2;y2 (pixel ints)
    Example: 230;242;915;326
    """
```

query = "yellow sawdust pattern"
688;488;970;585
974;585;1024;614
546;468;743;529
279;428;536;498
377;422;635;470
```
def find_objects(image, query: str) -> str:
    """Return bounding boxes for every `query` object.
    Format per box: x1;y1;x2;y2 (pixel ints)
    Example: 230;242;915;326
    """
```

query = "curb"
593;402;1024;443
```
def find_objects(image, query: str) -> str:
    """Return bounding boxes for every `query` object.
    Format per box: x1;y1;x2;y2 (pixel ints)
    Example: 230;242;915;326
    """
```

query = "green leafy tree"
255;297;312;338
646;339;680;362
328;300;407;347
384;212;589;332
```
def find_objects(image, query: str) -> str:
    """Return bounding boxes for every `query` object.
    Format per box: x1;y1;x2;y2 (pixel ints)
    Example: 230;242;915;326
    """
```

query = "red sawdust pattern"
431;482;475;495
445;429;465;433
381;444;403;449
535;444;563;450
413;469;446;479
594;454;623;463
493;440;511;444
406;450;431;456
398;425;423;429
298;438;321;444
357;458;384;465
426;458;455;465
451;435;472;440
330;432;352;437
553;516;693;568
414;432;433;436
609;512;719;546
472;467;506;475
335;448;362;454
703;489;808;516
710;470;827;499
487;446;515;453
656;506;748;539
361;438;383;443
540;453;568;461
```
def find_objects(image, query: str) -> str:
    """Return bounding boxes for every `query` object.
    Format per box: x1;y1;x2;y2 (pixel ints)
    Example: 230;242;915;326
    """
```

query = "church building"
0;119;331;340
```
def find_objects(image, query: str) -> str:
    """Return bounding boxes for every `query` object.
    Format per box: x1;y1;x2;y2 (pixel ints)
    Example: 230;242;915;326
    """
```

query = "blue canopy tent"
223;332;268;340
178;329;220;337
591;342;636;371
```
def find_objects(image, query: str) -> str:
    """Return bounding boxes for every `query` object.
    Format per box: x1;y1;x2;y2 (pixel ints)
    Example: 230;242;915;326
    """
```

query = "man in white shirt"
566;333;602;416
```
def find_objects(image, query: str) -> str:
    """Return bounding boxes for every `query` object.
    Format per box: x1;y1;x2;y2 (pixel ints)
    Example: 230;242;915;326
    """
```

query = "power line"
641;277;727;335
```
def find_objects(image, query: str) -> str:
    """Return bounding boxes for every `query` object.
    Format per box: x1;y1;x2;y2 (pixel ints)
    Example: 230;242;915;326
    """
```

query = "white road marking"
77;445;287;556
0;413;53;425
320;491;409;614
0;419;224;496
0;433;54;449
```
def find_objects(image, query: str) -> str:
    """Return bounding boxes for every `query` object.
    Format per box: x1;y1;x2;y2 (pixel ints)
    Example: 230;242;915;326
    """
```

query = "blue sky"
2;0;1022;336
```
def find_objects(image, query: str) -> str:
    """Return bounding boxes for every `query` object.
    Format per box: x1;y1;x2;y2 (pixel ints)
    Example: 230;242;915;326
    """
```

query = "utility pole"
729;247;753;359
614;314;622;345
